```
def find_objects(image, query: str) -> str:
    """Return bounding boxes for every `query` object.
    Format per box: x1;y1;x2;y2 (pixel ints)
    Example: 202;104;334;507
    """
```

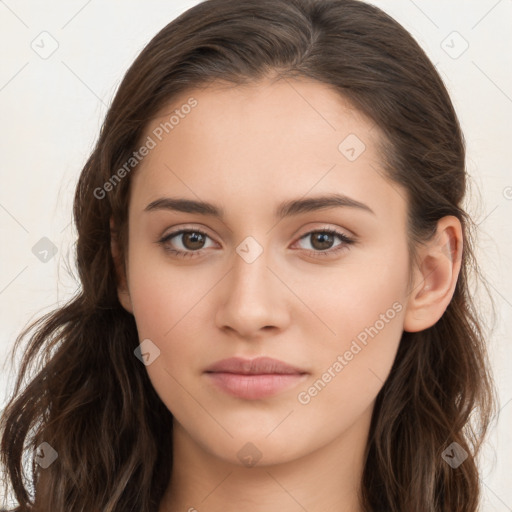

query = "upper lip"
204;356;307;375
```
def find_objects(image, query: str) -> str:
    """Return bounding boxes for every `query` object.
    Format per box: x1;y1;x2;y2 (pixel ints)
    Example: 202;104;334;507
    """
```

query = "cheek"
290;242;408;345
291;246;407;409
127;241;214;337
126;260;211;416
126;249;217;386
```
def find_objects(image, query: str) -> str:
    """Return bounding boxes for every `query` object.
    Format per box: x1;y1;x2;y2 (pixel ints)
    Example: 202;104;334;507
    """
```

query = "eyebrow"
144;193;375;219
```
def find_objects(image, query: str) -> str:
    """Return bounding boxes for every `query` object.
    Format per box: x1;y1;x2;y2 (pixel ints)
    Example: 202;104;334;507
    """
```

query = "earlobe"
403;216;463;333
110;217;134;314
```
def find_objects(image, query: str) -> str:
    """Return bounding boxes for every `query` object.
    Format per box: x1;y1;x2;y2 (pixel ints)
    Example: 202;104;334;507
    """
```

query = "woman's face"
117;77;414;466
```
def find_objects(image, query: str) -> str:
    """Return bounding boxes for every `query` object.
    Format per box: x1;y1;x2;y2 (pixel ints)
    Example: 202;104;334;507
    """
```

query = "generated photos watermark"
297;300;403;405
94;97;198;200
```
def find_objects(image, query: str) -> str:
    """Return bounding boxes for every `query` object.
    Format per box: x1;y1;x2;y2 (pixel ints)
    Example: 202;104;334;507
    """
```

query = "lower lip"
205;372;307;400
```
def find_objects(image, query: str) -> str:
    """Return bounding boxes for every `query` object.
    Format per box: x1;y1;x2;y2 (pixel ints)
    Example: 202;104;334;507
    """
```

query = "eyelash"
157;227;355;259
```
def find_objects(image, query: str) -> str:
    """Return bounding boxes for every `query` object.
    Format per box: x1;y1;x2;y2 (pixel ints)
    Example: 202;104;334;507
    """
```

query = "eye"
157;227;355;259
294;229;355;257
157;229;216;258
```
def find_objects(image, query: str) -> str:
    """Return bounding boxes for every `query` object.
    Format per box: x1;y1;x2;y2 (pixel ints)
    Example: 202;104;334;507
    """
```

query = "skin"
111;76;463;512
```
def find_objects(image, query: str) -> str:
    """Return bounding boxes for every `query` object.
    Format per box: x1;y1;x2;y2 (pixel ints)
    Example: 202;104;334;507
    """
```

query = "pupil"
313;233;333;250
185;232;204;249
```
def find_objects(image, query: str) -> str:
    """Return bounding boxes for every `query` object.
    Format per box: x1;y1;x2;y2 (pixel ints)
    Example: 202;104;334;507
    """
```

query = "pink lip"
204;357;308;400
205;356;306;375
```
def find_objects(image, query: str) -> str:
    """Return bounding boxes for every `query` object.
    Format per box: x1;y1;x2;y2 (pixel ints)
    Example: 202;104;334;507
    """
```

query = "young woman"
0;0;497;510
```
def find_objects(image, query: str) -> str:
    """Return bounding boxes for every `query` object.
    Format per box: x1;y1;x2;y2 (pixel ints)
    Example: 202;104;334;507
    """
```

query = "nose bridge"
230;234;275;303
215;233;288;335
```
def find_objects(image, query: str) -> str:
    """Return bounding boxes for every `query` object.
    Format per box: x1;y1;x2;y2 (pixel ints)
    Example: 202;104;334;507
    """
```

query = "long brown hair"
0;0;497;510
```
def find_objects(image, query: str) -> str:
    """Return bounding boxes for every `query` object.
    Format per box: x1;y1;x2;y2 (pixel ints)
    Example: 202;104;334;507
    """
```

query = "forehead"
128;78;405;223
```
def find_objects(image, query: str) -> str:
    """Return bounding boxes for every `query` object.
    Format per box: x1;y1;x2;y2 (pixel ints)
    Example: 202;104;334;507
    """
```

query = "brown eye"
158;229;215;258
310;232;336;250
180;231;207;250
295;229;355;257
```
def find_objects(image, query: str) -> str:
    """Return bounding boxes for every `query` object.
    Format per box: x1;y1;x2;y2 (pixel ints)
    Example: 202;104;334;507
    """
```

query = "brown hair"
0;0;497;510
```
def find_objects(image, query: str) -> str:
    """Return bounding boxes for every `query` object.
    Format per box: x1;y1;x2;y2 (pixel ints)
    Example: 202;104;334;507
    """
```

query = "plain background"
0;0;510;509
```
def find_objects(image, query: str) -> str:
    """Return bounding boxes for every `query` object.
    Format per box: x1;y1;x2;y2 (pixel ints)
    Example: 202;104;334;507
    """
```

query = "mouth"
204;356;308;400
205;372;308;400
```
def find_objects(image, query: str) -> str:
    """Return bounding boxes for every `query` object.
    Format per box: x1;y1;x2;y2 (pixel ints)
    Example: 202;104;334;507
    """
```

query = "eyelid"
158;224;217;243
295;223;356;240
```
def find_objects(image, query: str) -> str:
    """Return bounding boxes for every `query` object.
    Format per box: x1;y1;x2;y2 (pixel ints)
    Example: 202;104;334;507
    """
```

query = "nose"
215;242;290;339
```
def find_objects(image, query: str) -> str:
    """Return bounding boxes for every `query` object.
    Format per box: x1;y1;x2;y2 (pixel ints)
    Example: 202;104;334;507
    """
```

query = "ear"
403;215;463;333
110;217;134;314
